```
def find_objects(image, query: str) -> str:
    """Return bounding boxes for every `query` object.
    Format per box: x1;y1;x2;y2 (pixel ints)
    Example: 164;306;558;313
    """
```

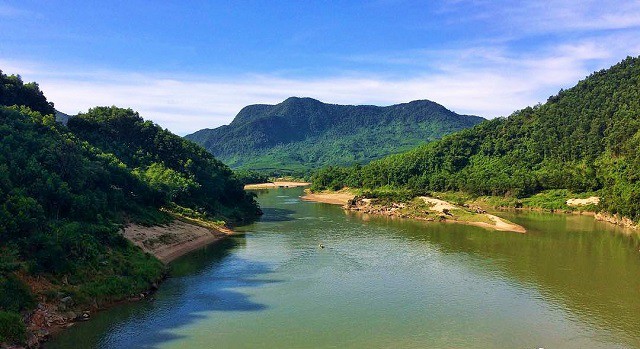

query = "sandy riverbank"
462;214;526;233
300;190;355;205
244;181;310;190
123;219;233;263
301;191;526;233
417;197;526;233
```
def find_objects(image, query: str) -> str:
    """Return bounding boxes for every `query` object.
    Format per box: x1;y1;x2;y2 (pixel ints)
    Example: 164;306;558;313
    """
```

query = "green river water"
46;187;640;348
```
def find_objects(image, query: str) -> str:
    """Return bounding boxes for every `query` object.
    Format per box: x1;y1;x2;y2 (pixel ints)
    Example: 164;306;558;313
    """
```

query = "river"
46;187;640;348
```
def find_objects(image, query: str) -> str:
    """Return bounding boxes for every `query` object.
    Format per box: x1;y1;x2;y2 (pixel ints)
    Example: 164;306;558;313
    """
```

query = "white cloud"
2;31;639;136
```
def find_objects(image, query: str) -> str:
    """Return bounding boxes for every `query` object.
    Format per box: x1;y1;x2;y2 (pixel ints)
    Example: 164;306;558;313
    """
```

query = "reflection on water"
255;207;297;222
47;188;640;349
47;237;279;349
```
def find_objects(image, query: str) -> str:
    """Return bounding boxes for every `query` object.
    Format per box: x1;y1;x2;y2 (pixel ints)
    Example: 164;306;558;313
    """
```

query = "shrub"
0;311;26;344
0;274;35;312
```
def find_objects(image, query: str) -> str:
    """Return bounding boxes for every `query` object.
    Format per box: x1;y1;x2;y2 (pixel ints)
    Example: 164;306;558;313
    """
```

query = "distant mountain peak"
185;98;484;173
282;96;321;103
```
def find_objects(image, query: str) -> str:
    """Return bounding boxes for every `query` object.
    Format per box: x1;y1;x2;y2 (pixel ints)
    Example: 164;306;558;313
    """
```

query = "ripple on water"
45;187;640;349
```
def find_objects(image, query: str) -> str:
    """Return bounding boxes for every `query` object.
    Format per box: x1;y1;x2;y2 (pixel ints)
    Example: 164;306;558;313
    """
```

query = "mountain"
185;98;484;174
0;70;259;345
55;110;72;125
311;56;640;221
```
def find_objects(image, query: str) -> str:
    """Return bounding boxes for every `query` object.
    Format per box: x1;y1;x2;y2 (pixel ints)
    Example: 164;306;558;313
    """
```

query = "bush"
0;274;35;312
0;311;26;344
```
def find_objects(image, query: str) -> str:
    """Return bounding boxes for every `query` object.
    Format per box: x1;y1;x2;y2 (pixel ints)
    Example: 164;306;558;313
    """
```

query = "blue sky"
2;0;640;134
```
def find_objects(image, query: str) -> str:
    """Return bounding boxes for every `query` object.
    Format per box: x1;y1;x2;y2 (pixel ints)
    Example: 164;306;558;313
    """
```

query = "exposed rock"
595;212;638;230
60;296;72;304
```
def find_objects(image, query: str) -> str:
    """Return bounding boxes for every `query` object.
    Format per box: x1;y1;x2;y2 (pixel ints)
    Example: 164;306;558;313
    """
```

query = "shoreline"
304;189;639;232
301;190;526;233
300;191;355;205
26;218;232;348
244;181;310;190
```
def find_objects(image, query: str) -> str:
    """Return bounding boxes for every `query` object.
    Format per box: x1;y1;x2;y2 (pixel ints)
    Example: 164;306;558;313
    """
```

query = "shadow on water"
255;207;297;222
46;236;281;349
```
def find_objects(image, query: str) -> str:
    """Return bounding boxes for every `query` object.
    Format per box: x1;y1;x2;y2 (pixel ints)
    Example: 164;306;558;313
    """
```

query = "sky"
1;0;640;135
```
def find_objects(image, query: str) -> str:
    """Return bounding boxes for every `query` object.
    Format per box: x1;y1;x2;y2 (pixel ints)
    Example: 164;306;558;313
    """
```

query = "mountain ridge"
185;97;484;173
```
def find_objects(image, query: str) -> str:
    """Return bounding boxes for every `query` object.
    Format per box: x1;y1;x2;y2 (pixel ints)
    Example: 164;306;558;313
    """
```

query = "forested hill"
312;56;640;221
67;106;259;220
185;97;484;174
0;71;259;345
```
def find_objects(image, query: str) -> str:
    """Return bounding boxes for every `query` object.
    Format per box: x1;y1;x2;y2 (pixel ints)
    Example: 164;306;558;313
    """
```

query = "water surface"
47;187;640;348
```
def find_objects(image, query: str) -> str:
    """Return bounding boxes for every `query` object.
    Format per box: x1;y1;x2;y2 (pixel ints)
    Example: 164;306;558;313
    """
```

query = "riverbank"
307;188;640;232
123;218;233;263
464;192;638;230
244;181;310;190
300;189;355;205
302;189;526;233
19;217;233;348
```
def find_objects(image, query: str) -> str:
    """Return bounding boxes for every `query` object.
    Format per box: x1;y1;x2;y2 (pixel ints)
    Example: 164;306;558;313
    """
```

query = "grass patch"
431;191;475;206
450;209;495;225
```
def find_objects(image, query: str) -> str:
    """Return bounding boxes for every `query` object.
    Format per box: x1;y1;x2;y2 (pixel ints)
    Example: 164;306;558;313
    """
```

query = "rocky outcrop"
594;212;639;230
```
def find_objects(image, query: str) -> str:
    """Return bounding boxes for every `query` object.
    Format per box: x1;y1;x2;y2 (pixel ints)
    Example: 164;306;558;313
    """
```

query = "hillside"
311;56;640;222
67;106;260;221
185;97;484;174
0;71;259;345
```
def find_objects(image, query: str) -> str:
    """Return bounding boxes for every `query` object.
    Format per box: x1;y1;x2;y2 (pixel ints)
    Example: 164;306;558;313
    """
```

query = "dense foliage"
0;71;260;345
0;105;165;344
0;71;55;116
234;170;271;185
185;97;483;174
312;56;640;221
67;106;259;221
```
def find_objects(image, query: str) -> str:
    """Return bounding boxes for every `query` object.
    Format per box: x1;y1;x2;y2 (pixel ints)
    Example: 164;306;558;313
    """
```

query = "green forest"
0;72;259;344
186;97;484;175
311;56;640;221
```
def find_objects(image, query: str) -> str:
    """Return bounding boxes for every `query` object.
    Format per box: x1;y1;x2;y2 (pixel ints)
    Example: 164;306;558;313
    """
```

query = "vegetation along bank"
0;70;261;347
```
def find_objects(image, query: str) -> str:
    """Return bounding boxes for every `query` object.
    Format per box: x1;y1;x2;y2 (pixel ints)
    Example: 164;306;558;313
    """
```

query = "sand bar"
244;181;310;190
303;191;526;233
300;191;355;205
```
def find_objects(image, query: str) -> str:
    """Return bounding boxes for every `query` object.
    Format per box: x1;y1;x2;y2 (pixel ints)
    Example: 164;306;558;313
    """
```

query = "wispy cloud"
2;34;635;136
0;3;35;18
440;0;640;33
2;0;639;136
